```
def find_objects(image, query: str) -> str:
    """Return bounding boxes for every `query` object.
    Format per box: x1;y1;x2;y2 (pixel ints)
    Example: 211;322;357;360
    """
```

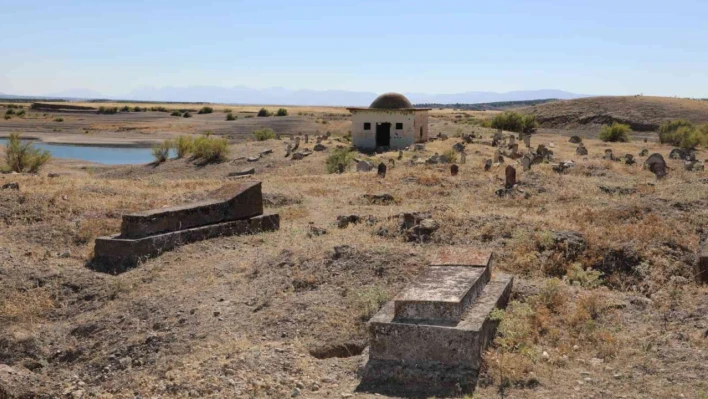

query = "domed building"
347;93;430;151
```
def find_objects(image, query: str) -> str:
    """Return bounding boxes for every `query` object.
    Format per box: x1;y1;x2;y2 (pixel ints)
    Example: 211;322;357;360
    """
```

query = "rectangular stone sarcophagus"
359;249;513;397
92;182;278;274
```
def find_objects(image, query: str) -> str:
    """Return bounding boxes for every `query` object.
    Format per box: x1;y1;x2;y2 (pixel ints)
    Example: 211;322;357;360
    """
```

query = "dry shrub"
354;285;390;321
74;218;119;245
532;278;568;313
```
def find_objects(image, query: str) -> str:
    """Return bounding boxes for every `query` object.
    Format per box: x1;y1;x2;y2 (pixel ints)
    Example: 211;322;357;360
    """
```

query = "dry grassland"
0;123;707;398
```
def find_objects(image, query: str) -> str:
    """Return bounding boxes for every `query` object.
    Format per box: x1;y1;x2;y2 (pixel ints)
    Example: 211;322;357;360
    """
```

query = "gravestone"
523;134;531;148
624;154;635;165
697;240;708;284
569;136;582;144
285;144;292;157
305;134;309;143
337;163;345;174
357;160;373;172
93;182;279;273
453;142;465;152
505;165;516;189
292;137;300;151
645;153;667;179
360;250;513;397
377;162;387;178
291;152;304;160
389;159;395;167
398;150;403;160
576;144;588;156
603;149;615;161
451;164;459;176
522;155;531;171
314;143;326;151
460;151;467;164
639;149;649;156
492;132;503;147
484;159;492;171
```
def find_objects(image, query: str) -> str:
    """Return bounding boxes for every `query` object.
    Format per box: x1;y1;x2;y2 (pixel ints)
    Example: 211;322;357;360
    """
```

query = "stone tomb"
92;182;279;273
698;240;708;284
359;249;513;397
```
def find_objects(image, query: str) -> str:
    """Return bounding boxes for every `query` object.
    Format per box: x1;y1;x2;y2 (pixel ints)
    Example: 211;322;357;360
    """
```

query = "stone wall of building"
351;109;427;150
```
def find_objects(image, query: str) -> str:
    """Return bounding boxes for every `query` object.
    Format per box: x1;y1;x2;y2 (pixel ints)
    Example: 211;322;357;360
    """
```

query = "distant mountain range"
0;87;589;106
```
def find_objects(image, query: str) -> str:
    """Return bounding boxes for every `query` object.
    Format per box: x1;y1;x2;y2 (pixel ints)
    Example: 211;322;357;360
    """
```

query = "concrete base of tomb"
91;214;279;274
359;272;513;397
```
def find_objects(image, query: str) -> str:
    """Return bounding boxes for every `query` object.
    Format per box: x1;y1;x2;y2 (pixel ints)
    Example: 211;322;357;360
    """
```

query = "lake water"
0;139;164;165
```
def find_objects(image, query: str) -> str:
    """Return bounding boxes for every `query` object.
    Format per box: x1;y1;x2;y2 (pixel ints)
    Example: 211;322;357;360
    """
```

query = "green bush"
133;106;142;112
326;147;355;173
490;111;538;134
658;120;708;148
223;108;233;113
16;109;25;117
441;149;458;163
151;140;172;163
198;106;214;114
257;108;272;117
599;122;631;142
174;135;193;158
182;112;192;118
3;114;10;120
192;135;229;163
170;110;182;117
252;128;276;141
54;117;64;122
97;106;118;114
5;109;15;116
276;108;288;116
225;112;237;121
121;105;131;112
4;133;51;173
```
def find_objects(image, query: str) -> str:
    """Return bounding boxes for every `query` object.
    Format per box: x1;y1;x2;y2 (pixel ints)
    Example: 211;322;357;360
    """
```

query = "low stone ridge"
93;214;279;274
359;249;512;397
120;182;263;239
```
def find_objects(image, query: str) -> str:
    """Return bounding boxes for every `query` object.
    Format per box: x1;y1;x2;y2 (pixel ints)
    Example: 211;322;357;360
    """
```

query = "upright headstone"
285;144;292;157
522;155;531;171
494;150;504;163
293;137;300;151
484;159;492;172
305;134;309;144
450;164;459;176
603;149;614;161
508;136;516;148
492;132;502;147
523;134;531;148
460;151;467;164
398;150;403;160
337;163;345;174
639;149;648;156
645;153;667;179
377;162;387;178
505;165;516;189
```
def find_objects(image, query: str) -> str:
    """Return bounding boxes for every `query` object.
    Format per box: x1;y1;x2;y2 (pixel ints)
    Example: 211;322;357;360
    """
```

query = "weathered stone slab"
369;273;513;367
120;182;263;239
394;266;490;323
93;214;279;274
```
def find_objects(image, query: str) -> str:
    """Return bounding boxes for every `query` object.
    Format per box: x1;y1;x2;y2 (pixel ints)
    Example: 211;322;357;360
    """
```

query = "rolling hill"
519;96;708;131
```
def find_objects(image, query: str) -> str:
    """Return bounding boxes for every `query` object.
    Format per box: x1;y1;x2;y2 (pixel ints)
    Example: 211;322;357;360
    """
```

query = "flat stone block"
92;214;279;274
369;273;513;369
120;182;263;238
394;265;490;323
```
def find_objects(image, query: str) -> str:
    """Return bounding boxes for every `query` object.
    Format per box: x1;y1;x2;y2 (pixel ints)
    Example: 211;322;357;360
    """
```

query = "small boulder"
228;168;255;177
356;160;373;172
313;143;326;151
569;136;583;144
1;182;19;190
291;152;305;160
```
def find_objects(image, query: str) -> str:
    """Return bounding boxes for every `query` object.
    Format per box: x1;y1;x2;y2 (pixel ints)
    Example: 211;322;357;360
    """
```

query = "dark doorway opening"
376;122;391;147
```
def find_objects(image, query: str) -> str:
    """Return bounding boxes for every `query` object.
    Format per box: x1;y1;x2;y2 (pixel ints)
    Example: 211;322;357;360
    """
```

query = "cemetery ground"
1;108;708;398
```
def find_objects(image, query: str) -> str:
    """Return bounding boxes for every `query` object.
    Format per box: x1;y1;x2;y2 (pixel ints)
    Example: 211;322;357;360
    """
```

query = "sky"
1;0;707;97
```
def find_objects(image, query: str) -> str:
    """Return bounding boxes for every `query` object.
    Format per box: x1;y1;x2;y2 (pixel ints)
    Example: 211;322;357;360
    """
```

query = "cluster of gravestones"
284;133;334;160
669;148;706;171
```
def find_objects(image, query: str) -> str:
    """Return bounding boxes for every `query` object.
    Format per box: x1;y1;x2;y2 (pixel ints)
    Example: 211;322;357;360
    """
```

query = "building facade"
348;93;429;151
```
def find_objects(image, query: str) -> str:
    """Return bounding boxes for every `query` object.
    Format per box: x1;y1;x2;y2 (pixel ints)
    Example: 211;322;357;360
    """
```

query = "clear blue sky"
2;0;707;97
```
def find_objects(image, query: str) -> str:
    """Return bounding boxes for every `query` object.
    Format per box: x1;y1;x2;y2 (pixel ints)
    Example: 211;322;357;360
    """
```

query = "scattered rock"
356;160;373;172
362;193;395;205
623;154;636;165
1;182;19;190
669;148;696;161
484;159;492;171
450;164;459;176
684;161;705;172
260;149;273;155
644;153;667;179
452;142;465;152
314;143;326;151
228;168;255;177
291;152;305;161
599;185;637;195
569;135;582;144
414;144;425;151
639;149;649;156
307;224;328;237
247;155;261;162
406;218;439;242
553;161;575;174
576;144;588;156
603;149;616;161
